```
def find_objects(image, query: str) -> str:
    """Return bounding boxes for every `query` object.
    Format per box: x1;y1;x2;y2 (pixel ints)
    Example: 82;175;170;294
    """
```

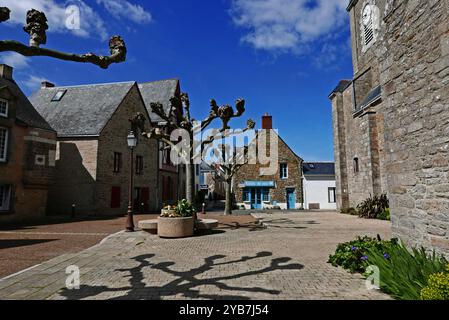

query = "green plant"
378;208;391;221
357;194;389;220
366;243;448;300
341;207;358;215
328;235;397;273
175;199;196;217
420;265;449;300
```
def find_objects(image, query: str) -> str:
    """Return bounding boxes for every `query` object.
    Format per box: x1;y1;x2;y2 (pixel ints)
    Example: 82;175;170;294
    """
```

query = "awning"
244;181;275;188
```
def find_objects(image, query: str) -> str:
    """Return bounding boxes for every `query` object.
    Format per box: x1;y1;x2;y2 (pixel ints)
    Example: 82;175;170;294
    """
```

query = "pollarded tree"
0;6;126;69
142;93;254;207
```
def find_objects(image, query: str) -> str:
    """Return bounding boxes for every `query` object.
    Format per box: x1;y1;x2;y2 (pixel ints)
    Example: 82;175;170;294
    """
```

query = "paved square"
0;211;391;300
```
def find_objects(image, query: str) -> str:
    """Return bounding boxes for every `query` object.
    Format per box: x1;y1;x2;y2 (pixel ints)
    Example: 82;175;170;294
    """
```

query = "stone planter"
157;216;194;238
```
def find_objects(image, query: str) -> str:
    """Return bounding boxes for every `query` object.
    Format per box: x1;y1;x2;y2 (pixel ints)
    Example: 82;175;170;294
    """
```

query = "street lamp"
126;131;137;232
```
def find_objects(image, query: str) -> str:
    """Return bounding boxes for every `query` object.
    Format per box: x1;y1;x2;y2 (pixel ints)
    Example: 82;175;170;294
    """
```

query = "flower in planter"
383;253;390;259
352;246;358;251
361;255;369;261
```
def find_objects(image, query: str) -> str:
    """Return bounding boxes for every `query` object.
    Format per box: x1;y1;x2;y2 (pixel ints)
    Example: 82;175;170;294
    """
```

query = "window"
280;163;288;179
262;188;270;202
162;143;172;166
0;127;8;162
51;90;67;102
135;155;143;175
328;187;336;203
243;189;250;202
0;185;11;211
0;99;8;117
113;152;122;173
354;158;360;174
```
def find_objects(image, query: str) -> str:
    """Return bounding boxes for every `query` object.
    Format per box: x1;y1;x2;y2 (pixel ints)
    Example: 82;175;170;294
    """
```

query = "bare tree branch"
0;8;126;69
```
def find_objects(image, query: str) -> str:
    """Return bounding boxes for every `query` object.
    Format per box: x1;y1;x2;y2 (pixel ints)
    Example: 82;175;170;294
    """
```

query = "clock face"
362;5;372;25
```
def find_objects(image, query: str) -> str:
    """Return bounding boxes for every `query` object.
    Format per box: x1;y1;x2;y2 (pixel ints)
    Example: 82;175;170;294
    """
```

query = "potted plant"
158;199;196;238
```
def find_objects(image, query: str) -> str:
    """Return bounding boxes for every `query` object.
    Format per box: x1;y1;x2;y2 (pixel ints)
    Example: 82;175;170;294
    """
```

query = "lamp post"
126;131;137;232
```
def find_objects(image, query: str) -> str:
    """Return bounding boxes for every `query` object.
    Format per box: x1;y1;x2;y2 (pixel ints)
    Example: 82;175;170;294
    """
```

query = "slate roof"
328;80;351;98
0;77;54;131
303;162;335;176
30;82;135;137
138;79;179;123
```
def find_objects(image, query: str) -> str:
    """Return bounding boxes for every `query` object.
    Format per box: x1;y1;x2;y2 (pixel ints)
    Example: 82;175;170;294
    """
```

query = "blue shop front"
242;181;276;209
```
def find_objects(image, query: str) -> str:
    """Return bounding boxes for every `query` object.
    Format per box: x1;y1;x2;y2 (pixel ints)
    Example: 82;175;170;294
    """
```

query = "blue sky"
0;0;353;161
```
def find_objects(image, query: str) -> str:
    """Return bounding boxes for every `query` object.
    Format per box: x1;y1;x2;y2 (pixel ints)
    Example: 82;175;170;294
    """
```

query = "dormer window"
0;99;8;117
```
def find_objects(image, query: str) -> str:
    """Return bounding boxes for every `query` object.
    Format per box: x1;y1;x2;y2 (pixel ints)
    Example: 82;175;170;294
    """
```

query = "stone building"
331;0;449;255
31;81;158;216
138;80;185;207
233;114;304;210
0;64;57;224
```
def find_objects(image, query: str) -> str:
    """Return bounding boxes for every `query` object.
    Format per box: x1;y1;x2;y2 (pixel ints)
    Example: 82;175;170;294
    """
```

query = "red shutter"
111;186;121;208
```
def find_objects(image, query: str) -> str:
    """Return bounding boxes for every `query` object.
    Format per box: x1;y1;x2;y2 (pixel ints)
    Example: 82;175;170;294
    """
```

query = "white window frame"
280;163;288;179
328;187;336;204
0;127;8;162
0;99;8;118
0;185;12;211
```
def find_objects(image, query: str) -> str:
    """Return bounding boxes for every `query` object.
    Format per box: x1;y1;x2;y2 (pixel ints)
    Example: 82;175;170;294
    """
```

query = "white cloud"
0;53;29;69
231;0;349;52
2;0;108;40
96;0;152;24
23;75;50;91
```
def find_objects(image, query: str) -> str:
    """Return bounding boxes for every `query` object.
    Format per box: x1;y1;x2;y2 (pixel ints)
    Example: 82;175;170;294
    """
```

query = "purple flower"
352;246;357;251
383;253;390;259
361;255;369;261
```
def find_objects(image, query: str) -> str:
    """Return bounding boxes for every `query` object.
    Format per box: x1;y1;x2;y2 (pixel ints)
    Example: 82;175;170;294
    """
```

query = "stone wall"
48;138;98;215
379;0;449;256
233;131;303;208
97;84;159;215
0;126;56;224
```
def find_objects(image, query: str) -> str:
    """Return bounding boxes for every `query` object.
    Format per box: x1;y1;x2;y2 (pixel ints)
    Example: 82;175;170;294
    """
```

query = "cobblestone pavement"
0;211;392;300
0;213;256;278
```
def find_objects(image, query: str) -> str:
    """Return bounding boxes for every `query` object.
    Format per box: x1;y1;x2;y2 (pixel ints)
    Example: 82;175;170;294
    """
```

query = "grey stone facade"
331;0;449;256
233;115;304;210
32;82;159;215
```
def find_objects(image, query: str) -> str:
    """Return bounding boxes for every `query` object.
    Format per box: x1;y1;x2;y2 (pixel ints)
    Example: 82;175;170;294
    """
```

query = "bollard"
202;202;206;215
71;204;76;218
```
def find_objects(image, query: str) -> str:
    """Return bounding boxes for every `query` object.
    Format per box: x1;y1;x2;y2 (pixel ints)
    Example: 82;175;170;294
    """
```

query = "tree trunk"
224;180;232;215
185;163;194;203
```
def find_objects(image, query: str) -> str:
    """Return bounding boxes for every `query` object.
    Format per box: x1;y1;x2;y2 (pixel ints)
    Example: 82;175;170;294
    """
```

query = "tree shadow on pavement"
58;251;304;300
0;239;58;249
258;218;319;230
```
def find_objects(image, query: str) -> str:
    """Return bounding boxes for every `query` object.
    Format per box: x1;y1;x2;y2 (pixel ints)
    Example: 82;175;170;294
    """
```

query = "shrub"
378;208;391;221
341;207;358;215
328;235;397;273
175;199;196;217
420;266;449;300
357;194;389;220
365;244;448;300
161;200;196;218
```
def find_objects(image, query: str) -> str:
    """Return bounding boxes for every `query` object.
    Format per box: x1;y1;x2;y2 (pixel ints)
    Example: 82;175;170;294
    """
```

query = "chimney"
41;81;55;88
262;113;273;129
0;64;13;80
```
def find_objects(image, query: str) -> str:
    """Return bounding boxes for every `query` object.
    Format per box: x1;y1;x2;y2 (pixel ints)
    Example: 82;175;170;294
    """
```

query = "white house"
302;162;336;210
